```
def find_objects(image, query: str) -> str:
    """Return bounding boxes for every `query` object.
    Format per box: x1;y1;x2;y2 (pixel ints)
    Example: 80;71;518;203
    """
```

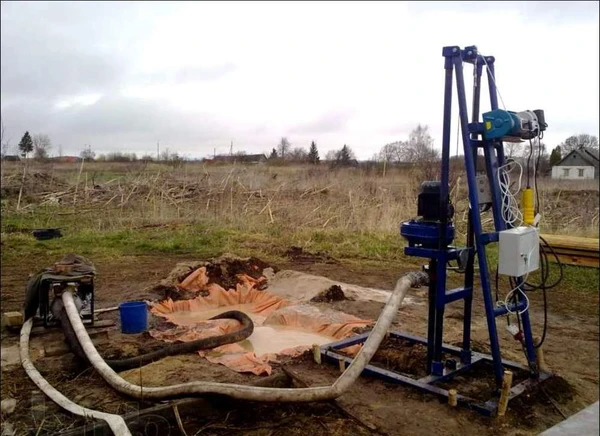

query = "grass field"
1;159;597;291
1;159;598;436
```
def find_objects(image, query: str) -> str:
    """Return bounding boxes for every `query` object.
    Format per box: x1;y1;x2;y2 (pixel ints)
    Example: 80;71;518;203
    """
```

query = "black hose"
61;310;254;371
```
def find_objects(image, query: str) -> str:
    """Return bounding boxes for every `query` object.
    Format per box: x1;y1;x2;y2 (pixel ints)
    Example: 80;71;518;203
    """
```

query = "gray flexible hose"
62;271;427;402
20;318;131;435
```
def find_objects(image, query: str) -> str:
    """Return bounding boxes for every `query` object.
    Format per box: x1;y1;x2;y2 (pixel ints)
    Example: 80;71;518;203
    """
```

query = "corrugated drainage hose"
61;308;254;371
61;271;427;402
19;318;131;435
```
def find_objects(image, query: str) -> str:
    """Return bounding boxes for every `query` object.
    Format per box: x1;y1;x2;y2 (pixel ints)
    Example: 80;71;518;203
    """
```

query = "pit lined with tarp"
148;260;374;375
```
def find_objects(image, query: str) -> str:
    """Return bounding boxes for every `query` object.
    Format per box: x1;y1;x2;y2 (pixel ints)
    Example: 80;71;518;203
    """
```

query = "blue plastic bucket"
119;301;148;334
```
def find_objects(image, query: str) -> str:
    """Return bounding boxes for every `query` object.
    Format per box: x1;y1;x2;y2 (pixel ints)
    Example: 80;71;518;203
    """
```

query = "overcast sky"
1;1;598;160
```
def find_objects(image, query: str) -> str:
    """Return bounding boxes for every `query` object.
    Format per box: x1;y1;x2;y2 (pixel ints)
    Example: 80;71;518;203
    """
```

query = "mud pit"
1;254;598;435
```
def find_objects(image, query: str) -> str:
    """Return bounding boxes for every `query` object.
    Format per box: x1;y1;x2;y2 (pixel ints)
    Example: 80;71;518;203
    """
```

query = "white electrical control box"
498;226;539;277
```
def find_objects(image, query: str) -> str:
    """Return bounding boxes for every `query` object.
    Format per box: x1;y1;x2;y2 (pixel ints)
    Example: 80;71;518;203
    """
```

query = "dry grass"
1;160;598;239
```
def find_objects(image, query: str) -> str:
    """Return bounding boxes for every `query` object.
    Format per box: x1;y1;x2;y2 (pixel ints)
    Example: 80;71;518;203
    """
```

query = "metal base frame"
320;331;552;416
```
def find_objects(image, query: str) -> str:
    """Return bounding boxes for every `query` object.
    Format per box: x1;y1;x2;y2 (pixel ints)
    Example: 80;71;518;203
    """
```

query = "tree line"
3;122;597;169
268;138;357;167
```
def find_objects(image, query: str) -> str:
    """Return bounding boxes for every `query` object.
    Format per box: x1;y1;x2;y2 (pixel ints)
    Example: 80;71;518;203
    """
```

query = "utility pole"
214;147;216;159
157;141;160;161
230;139;233;156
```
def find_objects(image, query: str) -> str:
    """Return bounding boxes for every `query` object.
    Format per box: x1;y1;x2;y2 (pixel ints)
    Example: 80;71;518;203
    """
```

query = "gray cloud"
1;1;597;160
2;95;229;156
175;64;237;84
407;1;598;22
290;111;355;135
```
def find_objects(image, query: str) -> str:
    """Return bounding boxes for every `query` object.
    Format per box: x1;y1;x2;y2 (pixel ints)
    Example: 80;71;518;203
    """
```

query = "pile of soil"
310;285;347;303
284;246;338;264
371;337;429;378
205;255;272;290
151;255;274;300
0;171;69;199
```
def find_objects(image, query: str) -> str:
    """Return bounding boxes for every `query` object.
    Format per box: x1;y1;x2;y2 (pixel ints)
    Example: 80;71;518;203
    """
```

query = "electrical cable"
534;135;543;213
497;160;523;226
527;137;534;187
480;55;507;110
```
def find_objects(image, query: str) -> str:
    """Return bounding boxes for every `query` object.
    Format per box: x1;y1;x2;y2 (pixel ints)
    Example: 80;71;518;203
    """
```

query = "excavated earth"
1;253;598;435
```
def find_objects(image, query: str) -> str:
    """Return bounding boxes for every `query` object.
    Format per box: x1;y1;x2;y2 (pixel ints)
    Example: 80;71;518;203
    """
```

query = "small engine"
400;181;455;249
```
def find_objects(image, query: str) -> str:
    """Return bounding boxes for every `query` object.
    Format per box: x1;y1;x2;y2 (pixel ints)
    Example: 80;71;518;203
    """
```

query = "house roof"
582;147;599;162
555;147;599;167
212;154;267;162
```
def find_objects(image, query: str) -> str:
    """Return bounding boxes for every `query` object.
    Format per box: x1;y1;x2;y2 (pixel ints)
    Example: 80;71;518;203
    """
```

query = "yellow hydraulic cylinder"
522;188;534;225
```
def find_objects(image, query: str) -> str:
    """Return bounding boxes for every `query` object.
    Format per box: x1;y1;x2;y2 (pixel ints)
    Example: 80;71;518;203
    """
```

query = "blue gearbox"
482;109;522;140
400;220;455;249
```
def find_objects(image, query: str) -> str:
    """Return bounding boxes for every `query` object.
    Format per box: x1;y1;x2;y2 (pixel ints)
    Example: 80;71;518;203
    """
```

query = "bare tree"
327;145;356;167
400;124;439;163
288;147;307;162
378;141;404;163
0;117;10;158
277;137;291;160
377;125;439;165
33;134;52;160
80;145;96;160
504;141;522;159
559;134;599;153
324;150;338;161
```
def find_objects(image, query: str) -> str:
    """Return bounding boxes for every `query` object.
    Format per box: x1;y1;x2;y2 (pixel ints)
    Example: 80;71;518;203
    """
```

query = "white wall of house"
551;165;595;180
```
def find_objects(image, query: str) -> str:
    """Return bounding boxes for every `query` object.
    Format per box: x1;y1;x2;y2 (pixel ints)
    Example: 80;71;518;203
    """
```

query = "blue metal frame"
319;332;552;416
319;45;551;415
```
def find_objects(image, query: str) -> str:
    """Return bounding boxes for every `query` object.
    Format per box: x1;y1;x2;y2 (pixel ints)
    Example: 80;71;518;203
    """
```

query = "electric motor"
482;109;546;141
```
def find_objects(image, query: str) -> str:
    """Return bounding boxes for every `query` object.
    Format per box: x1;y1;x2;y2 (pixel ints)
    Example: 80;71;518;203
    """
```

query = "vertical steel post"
461;57;484;364
452;54;505;388
485;55;537;372
426;260;436;374
428;51;456;375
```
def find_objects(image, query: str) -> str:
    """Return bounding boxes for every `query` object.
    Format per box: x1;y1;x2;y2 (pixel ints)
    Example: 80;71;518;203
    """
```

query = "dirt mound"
284;246;338;264
371;337;428;377
150;255;273;300
205;255;272;290
0;171;69;199
310;285;347;303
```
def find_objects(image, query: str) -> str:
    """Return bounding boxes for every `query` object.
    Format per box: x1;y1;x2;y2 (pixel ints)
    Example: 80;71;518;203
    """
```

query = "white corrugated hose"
61;271;427;402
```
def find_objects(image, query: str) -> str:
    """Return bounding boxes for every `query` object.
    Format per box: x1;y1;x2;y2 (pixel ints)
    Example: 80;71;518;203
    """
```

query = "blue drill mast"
320;45;552;415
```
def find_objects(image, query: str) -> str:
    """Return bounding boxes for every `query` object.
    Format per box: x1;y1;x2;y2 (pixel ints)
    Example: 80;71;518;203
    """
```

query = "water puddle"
239;325;333;356
162;308;334;357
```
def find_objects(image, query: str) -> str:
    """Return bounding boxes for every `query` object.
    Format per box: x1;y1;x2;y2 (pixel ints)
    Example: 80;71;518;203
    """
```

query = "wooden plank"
548;252;600;268
540;234;599;268
549;246;599;255
541;234;599;252
549;248;599;259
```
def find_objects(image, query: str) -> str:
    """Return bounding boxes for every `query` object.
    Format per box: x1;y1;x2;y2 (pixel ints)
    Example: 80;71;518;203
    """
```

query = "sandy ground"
1;254;598;435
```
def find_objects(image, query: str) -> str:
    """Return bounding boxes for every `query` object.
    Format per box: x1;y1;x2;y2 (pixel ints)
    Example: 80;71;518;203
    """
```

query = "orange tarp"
148;267;373;375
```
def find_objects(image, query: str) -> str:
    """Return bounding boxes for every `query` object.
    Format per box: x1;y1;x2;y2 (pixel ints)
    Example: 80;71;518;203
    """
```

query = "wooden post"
535;337;549;372
339;359;346;372
497;370;513;417
312;344;322;364
448;389;458;407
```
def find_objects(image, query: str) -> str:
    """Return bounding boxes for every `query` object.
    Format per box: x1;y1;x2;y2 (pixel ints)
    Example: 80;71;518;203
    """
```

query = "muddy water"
164;307;334;357
239;326;333;356
167;304;267;325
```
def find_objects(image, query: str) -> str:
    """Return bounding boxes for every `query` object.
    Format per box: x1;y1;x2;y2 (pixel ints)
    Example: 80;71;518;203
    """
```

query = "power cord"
498;160;523;226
